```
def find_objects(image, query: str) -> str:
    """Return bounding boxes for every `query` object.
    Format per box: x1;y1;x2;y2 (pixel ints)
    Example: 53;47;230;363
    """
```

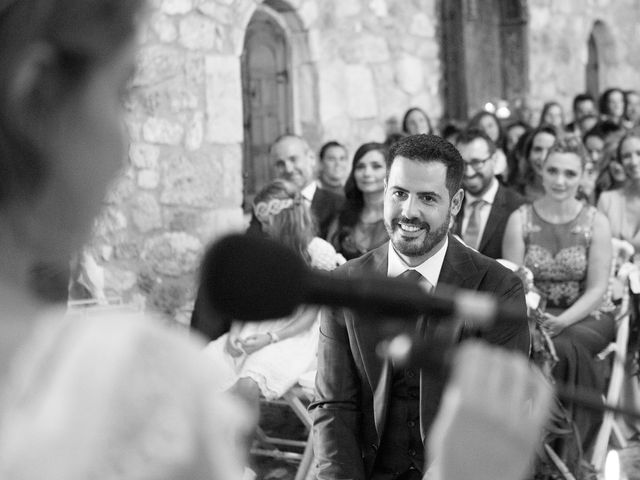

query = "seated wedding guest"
597;132;640;252
0;0;246;478
255;134;343;239
589;120;628;195
327;142;388;260
205;180;344;412
599;87;626;125
402;106;434;135
453;129;525;259
317;141;350;196
625;90;640;129
566;93;596;135
503;137;615;462
512;125;558;202
505;120;531;156
539;100;566;134
578;113;599;136
441;123;462;144
468;110;508;179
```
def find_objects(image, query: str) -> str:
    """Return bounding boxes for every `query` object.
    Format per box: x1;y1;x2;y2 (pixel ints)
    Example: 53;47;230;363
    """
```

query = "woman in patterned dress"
502;137;615;458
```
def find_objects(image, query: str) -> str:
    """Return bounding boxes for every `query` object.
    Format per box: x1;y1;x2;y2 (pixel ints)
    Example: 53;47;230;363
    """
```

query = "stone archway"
239;0;317;208
441;0;528;121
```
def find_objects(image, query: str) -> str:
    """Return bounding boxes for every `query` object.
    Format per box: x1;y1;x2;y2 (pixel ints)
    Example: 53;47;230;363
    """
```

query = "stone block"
345;64;378;119
142;232;203;277
184;53;206;85
104;266;138;293
185;112;204;151
133;46;183;87
105;175;136;204
131;193;163;232
204;55;243;143
409;12;435;38
179;14;217;50
395;54;424;95
130;143;160;169
318;60;347;123
196;207;247;242
143;117;184;145
95;207;128;237
299;0;319;28
197;1;233;24
162;0;193;15
336;0;361;17
138;170;160;189
341;34;390;64
150;13;177;42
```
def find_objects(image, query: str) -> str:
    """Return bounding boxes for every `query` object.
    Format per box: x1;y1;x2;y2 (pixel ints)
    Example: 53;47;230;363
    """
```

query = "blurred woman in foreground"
0;0;245;478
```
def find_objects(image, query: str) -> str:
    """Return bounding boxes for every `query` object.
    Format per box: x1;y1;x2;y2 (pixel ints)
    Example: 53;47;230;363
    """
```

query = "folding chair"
590;254;638;474
251;370;315;480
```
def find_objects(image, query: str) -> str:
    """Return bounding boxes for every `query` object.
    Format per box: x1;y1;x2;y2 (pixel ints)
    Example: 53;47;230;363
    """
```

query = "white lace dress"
204;237;345;399
0;307;247;480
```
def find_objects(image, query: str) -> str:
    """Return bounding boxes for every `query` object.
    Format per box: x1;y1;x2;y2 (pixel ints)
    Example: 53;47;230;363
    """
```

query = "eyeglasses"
463;154;493;171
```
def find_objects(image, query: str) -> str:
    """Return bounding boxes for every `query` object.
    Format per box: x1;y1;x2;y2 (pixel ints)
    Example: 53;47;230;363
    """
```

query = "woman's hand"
542;313;568;337
239;333;273;355
224;334;244;357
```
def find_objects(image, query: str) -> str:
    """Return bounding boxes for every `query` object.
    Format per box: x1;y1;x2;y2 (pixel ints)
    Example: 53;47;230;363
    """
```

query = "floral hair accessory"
253;198;295;223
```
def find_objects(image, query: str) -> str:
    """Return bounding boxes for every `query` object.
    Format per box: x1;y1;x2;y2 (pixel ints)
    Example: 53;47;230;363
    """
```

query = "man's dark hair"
573;93;595;112
319;141;346;160
388;134;463;197
455;128;497;155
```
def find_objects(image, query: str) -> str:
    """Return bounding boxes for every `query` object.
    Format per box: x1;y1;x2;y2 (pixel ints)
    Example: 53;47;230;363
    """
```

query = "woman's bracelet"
267;331;280;344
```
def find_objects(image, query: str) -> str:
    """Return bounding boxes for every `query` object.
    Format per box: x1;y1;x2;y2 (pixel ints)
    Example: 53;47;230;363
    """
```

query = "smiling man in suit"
310;134;530;480
453;128;525;259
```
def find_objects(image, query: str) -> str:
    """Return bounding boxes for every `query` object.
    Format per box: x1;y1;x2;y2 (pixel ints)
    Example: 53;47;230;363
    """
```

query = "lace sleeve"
0;312;246;480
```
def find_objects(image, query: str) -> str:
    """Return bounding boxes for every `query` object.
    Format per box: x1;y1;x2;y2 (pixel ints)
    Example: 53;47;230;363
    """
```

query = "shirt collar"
464;177;499;206
301;181;317;202
387;236;449;287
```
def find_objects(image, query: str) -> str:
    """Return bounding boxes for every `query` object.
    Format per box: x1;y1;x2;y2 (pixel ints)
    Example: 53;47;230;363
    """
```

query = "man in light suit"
453;129;525;259
310;134;529;480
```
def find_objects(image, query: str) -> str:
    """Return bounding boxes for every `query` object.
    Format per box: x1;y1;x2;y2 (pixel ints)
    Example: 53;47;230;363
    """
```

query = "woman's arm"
550;212;612;330
240;305;320;355
501;208;526;264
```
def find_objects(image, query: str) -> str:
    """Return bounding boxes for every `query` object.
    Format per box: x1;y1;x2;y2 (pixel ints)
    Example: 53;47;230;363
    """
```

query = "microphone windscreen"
201;234;307;320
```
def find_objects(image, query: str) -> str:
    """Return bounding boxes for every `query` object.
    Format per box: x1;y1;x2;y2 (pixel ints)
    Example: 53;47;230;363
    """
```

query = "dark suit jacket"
453;184;525;259
311;186;344;239
309;235;530;480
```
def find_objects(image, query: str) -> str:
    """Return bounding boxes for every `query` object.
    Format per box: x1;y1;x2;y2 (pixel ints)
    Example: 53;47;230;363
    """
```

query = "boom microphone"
202;234;520;326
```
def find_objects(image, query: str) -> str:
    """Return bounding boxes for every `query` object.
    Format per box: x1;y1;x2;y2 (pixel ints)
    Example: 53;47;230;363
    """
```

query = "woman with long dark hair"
328;142;389;260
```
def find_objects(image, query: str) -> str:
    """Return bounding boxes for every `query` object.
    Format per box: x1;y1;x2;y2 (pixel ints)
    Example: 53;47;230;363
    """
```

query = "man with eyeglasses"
453;128;525;259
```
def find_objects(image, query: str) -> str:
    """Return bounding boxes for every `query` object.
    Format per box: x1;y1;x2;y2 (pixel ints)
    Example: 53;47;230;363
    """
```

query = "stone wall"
527;0;640;119
88;0;640;321
88;0;444;321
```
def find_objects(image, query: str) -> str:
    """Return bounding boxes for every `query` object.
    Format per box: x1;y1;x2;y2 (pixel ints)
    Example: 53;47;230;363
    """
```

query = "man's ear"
6;43;63;139
450;188;464;216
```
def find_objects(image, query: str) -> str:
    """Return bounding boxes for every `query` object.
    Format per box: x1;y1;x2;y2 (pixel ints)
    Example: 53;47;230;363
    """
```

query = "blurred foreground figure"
0;0;245;478
427;342;553;480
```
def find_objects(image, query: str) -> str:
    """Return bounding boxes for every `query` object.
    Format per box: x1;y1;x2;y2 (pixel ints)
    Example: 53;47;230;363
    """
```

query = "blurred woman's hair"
253;179;315;263
545;136;588;169
0;0;144;206
401;107;433;135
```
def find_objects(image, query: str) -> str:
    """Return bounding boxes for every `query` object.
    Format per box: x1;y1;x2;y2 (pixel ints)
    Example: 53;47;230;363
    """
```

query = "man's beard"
385;213;450;258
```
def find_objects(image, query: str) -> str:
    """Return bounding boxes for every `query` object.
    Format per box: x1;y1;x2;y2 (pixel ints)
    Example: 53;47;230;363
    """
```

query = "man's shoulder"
450;236;520;283
335;242;387;276
314;186;344;205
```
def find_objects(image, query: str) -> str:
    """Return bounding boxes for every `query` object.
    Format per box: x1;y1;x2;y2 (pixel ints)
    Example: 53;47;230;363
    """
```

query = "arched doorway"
586;21;615;99
241;5;293;208
586;32;599;99
442;0;528;121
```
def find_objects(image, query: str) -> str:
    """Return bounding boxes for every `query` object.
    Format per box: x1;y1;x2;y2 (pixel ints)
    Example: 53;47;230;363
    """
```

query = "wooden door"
242;10;291;209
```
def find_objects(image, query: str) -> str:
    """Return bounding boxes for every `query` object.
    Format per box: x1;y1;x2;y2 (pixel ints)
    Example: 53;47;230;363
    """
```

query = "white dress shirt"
387;236;449;291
